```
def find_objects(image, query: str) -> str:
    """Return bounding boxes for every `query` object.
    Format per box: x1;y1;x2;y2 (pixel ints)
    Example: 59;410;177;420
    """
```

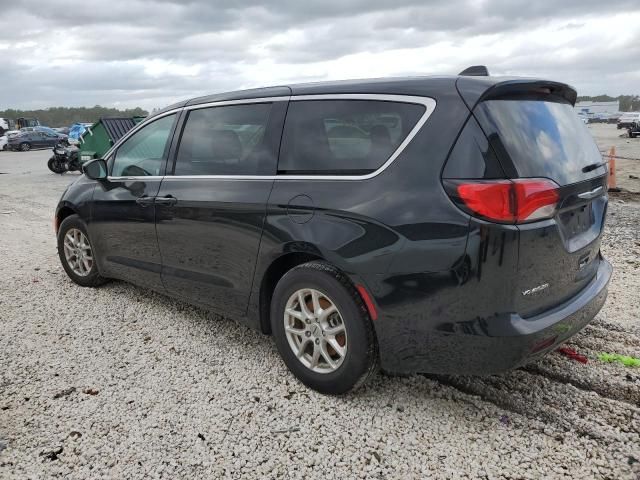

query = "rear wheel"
270;261;377;394
19;142;31;151
47;157;67;174
57;215;107;287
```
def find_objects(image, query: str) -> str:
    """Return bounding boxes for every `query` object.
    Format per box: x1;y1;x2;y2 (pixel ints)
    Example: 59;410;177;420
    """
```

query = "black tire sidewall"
57;215;103;287
271;264;375;394
20;142;30;151
48;157;66;174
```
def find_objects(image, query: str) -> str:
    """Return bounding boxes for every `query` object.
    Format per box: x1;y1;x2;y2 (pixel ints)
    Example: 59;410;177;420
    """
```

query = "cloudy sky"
1;0;639;111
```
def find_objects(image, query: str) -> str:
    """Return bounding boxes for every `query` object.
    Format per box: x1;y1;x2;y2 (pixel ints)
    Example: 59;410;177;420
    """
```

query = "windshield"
476;99;605;185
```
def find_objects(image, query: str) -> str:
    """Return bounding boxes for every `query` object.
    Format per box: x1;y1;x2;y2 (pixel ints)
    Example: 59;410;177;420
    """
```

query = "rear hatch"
472;90;608;316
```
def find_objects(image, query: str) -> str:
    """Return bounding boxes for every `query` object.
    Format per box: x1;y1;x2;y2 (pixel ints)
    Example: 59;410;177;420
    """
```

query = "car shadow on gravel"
95;279;640;444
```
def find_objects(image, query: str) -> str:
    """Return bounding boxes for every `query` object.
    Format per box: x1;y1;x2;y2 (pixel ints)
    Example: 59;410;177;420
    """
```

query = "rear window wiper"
582;161;607;173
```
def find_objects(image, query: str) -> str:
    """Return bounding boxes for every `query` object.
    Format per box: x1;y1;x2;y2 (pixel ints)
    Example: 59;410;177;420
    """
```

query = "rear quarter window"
279;100;425;175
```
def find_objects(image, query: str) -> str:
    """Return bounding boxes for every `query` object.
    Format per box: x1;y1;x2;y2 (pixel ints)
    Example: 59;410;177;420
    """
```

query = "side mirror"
83;158;108;180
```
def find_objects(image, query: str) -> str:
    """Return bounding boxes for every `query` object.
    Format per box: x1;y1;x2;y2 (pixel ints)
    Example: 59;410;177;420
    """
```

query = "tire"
19;142;31;151
57;214;107;287
48;157;66;174
270;261;378;394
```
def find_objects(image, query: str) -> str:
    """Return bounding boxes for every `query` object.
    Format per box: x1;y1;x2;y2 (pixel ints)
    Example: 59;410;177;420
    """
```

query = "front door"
89;113;178;292
155;101;287;316
32;132;48;148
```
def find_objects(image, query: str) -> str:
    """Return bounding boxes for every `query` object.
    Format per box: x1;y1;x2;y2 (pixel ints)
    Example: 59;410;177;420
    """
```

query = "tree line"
0;106;149;127
576;95;640;112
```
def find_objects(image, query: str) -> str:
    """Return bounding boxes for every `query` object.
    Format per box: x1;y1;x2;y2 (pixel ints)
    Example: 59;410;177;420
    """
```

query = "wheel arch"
258;251;324;334
55;205;77;234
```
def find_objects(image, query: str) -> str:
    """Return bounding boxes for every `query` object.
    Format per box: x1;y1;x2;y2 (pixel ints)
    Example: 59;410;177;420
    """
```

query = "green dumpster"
78;116;145;163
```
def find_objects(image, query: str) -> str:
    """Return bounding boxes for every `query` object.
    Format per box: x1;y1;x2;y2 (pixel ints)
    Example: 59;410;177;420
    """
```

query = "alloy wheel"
283;288;347;373
63;228;94;276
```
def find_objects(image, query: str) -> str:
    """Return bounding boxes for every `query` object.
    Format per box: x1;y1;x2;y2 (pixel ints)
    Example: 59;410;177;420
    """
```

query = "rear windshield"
475;99;604;185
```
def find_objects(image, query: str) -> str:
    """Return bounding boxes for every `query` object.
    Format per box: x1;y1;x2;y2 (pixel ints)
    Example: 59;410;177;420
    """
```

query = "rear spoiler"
456;76;578;111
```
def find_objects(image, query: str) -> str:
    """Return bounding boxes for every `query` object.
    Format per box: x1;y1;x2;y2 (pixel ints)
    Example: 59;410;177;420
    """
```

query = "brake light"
448;178;559;223
512;179;559;221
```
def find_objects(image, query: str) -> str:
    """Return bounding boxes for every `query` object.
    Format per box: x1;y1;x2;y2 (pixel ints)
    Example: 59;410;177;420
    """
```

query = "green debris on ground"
598;353;640;368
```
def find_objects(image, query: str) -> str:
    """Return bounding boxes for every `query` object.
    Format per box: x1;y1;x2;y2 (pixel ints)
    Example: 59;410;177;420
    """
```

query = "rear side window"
475;100;604;185
279;100;425;175
174;103;272;176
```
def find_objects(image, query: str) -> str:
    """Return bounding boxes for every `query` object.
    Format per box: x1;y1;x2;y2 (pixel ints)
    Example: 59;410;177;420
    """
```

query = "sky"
1;0;639;111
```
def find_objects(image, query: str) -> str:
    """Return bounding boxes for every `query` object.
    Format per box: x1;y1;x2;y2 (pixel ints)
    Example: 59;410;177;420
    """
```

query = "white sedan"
0;134;7;151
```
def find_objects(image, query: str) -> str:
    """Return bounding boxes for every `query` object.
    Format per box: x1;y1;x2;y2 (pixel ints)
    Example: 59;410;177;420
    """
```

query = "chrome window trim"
185;96;291;111
107;176;165;181
283;94;436;180
101;93;436;182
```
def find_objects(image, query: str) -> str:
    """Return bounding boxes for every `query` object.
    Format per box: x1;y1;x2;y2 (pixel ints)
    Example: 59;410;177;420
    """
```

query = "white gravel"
1;150;639;479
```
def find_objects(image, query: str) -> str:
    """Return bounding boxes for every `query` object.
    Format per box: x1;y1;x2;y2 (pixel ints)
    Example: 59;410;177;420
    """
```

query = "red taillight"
450;178;559;223
512;179;559;222
456;181;512;221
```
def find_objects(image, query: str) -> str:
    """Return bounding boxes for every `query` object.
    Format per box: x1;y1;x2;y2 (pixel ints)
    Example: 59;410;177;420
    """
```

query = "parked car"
0;117;15;135
35;126;64;136
617;112;640;129
5;130;20;139
54;69;612;394
607;113;622;124
54;126;70;135
0;134;7;151
8;129;67;151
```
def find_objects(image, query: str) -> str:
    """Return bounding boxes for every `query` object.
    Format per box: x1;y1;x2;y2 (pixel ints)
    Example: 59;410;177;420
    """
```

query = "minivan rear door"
473;95;608;316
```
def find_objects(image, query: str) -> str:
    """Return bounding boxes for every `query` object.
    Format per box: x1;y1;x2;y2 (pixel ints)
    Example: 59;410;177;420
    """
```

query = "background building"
575;100;620;115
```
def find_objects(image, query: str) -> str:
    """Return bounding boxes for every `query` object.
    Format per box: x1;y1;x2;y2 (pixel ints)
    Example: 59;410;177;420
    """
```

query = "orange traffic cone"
607;146;618;191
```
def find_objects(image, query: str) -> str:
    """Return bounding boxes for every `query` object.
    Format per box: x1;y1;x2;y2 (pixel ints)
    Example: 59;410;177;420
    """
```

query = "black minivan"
55;69;612;394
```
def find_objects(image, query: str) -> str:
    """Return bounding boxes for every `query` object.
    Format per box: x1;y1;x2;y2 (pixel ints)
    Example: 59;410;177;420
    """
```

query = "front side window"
174;103;272;176
112;114;176;177
279;100;425;174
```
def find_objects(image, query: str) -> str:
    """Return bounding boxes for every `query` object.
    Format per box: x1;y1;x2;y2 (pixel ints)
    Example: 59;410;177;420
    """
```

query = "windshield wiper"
582;161;607;173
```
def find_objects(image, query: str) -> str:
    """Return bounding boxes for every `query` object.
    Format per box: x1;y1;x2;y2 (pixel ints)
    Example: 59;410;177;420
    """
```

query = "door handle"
577;186;603;200
155;195;177;206
135;195;155;206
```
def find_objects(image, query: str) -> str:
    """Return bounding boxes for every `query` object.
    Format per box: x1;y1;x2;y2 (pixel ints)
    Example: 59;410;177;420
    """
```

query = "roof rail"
459;65;489;77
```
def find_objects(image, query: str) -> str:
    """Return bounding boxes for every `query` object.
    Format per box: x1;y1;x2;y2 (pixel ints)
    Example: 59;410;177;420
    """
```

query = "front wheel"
19;142;31;151
270;261;378;394
57;215;107;287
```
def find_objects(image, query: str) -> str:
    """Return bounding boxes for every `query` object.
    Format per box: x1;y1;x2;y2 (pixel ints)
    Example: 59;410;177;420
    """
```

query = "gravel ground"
588;123;640;193
0;150;639;479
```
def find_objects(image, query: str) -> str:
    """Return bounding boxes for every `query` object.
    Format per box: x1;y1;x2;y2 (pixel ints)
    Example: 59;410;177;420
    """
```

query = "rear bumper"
377;258;612;375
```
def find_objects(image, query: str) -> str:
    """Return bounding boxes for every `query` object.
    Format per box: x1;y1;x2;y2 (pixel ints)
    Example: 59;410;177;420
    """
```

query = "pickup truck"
617;112;640;129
